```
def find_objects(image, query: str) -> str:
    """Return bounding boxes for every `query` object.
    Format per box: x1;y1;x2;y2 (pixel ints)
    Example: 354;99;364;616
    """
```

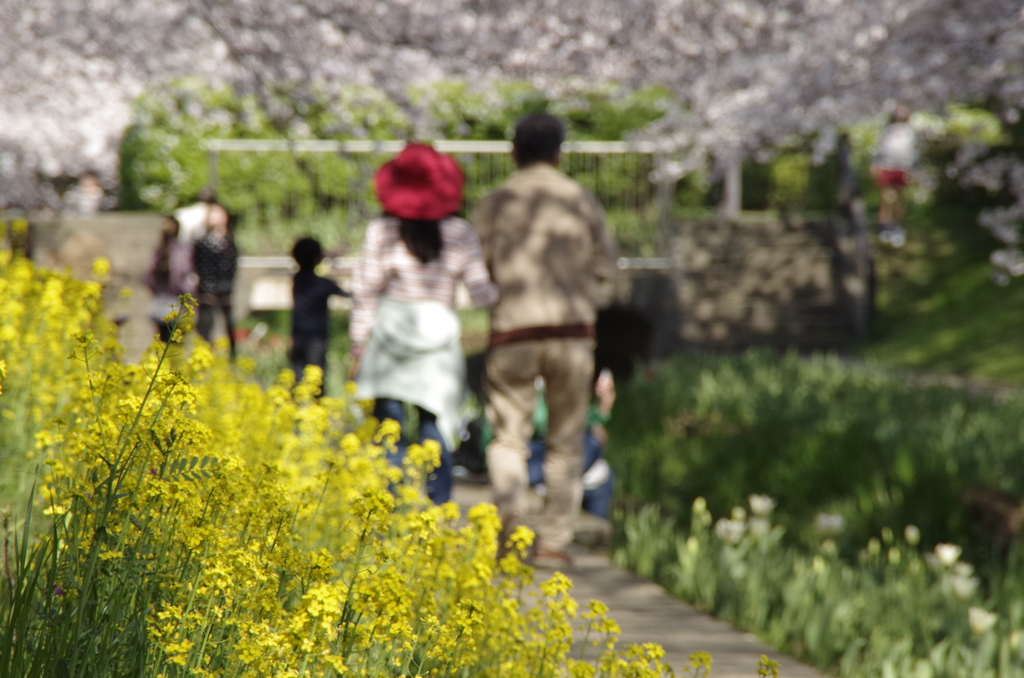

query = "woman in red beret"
350;143;497;504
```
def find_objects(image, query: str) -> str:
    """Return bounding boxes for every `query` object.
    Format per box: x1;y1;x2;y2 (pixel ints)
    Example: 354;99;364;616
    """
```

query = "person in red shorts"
870;105;917;248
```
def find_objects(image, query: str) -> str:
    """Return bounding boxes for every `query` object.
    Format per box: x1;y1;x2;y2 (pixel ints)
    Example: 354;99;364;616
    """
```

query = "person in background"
145;215;196;342
479;368;617;520
175;187;218;246
64;171;106;215
290;236;350;392
193;202;238;357
870;104;917;248
472;112;618;567
350;142;497;505
528;369;616;520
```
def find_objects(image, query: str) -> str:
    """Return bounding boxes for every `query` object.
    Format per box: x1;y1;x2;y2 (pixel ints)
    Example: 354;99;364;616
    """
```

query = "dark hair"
198;186;218;203
399;218;442;264
292;237;323;271
513;113;565;166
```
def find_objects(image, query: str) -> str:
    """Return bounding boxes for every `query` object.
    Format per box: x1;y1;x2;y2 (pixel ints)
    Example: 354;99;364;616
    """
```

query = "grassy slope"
858;202;1024;384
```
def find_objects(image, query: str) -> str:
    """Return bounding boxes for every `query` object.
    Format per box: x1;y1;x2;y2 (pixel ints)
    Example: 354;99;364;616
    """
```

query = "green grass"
859;202;1024;383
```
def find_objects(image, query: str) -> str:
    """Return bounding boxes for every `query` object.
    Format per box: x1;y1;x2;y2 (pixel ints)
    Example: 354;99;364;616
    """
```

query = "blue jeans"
527;431;615;519
374;398;453;504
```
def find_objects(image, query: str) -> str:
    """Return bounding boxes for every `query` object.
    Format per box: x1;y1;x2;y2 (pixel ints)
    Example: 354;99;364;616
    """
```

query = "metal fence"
204;139;673;257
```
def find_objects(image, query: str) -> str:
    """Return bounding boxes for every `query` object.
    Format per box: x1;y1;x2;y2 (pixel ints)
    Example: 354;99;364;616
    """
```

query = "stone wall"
609;215;868;364
29;213;168;362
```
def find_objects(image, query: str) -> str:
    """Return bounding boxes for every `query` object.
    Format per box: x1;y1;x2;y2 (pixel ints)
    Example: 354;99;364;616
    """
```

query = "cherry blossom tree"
1;0;1022;210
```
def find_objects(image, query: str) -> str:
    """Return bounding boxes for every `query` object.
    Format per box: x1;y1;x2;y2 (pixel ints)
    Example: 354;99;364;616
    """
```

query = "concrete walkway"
453;482;830;678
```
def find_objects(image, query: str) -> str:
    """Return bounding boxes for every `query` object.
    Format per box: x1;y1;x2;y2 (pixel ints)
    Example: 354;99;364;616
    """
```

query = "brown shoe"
530;546;574;569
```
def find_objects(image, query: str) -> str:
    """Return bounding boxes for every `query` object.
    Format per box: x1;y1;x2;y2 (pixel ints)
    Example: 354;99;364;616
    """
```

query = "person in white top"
350;143;497;505
870;105;918;247
174;187;218;246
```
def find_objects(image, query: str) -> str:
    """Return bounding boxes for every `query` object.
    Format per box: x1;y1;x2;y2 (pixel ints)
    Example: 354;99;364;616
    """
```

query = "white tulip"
715;518;747;545
952;561;974;578
968;607;997;635
904;525;920;546
950;575;979;600
934;543;962;566
748;494;776;517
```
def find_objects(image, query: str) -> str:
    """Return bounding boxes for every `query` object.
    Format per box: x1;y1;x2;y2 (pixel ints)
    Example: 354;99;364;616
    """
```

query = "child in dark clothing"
291;237;350;389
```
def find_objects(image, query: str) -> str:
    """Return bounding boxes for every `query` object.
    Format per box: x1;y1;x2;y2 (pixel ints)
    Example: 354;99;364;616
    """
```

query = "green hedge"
119;79;676;255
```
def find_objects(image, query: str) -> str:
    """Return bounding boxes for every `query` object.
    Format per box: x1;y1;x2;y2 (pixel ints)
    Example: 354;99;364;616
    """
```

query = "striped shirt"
350;216;498;348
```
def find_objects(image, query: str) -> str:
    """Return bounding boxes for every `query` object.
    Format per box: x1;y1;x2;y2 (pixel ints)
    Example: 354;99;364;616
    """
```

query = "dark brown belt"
488;323;595;348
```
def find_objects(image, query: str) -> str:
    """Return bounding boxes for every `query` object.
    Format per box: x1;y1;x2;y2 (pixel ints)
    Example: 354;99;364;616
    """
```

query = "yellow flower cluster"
1;255;676;677
0;250;118;503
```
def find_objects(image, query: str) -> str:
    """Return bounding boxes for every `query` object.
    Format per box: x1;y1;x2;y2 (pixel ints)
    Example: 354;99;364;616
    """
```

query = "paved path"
453;482;829;678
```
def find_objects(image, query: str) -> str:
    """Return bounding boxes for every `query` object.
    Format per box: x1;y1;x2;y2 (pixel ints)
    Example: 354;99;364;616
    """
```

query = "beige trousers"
485;338;594;552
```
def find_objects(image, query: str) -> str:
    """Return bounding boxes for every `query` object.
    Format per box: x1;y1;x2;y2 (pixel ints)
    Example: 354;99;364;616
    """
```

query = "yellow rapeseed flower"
0;257;689;678
91;256;111;280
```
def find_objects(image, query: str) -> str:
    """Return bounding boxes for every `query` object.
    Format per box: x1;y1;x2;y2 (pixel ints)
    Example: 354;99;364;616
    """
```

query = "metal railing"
236;254;672;313
204;139;676;257
236;255;672;272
